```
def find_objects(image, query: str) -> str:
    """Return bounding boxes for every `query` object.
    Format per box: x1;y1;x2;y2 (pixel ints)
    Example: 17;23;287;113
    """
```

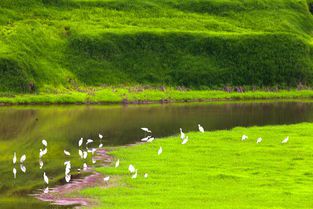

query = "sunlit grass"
81;123;313;209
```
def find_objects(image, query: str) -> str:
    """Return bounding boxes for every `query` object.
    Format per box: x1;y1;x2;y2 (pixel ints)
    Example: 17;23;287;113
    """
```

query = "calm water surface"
1;101;313;208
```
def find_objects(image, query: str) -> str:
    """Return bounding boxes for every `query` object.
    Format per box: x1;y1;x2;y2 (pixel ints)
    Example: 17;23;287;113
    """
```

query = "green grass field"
81;123;313;209
2;88;313;104
1;0;313;93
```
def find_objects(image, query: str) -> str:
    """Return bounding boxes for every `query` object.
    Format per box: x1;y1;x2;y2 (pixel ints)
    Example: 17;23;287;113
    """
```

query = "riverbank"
79;123;313;209
2;88;313;105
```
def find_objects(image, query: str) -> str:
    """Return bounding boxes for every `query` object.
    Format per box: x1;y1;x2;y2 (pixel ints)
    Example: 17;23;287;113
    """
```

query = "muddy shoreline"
32;149;113;208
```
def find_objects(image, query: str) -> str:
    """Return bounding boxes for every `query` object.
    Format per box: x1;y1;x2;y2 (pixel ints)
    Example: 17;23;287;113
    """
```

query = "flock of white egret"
11;123;289;194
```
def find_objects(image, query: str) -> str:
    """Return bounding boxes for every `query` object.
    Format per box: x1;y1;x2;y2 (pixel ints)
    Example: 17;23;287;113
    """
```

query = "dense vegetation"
1;0;313;93
83;123;313;209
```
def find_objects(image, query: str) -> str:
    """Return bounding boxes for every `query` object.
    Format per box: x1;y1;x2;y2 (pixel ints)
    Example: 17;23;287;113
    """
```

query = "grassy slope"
81;123;313;209
1;0;313;93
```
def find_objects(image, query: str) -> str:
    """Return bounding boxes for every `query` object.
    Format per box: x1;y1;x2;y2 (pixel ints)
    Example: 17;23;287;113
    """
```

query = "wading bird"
42;139;48;147
147;137;155;143
64;150;71;156
256;137;262;144
43;172;49;184
282;136;289;144
115;159;120;168
78;138;83;147
129;164;135;173
13;152;16;164
131;170;138;179
180;128;185;140
242;135;248;141
99;134;103;139
158;147;163;155
144;173;148;178
86;139;93;145
13;168;17;179
182;136;188;145
198;124;204;133
141;128;151;133
141;136;151;142
20;154;26;163
103;176;110;182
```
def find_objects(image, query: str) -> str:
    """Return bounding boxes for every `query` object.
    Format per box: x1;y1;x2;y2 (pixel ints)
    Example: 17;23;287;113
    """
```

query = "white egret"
242;135;248;141
65;174;71;183
99;134;103;139
180;128;185;140
131;170;138;179
13;168;17;179
115;159;120;168
42;139;48;147
39;148;47;158
39;160;44;169
282;136;289;144
64;150;71;156
144;173;148;178
92;158;96;164
78;150;83;159
141;128;151;133
86;139;93;145
78;138;83;147
83;151;88;159
83;163;88;170
256;137;263;144
103;176;110;182
141;136;151;142
182;136;189;145
147;137;155;143
158;147;163;155
43;172;49;184
128;164;135;173
44;187;49;194
20;164;26;173
20;154;26;163
198;124;204;133
99;143;103;148
13;152;16;164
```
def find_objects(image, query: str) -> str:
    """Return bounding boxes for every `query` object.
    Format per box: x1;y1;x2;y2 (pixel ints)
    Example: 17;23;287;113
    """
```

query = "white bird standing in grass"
65;174;71;183
182;136;189;145
99;134;103;139
78;138;83;147
282;136;289;144
141;128;151;133
13;168;17;179
158;147;163;155
39;159;44;169
115;159;120;168
39;148;47;158
141;136;151;142
131;170;138;179
64;150;71;156
86;139;94;145
42;139;48;147
147;137;155;143
13;152;16;164
103;176;110;182
83;151;88;159
43;172;49;184
242;135;248;141
20;164;26;173
78;150;83;159
144;173;148;178
198;124;204;133
256;137;263;144
20;154;26;163
129;164;135;173
180;128;185;140
44;187;49;194
99;143;103;148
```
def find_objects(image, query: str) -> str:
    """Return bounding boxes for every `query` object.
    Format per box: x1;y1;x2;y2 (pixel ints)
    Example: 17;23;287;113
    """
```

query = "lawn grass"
81;122;313;209
2;87;313;104
1;0;313;92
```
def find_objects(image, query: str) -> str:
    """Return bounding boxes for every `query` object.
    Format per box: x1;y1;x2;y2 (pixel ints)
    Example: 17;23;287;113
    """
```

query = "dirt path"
33;149;113;208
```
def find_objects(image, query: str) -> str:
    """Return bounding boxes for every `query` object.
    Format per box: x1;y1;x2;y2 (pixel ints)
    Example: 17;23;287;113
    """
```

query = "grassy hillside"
81;123;313;209
1;0;313;93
